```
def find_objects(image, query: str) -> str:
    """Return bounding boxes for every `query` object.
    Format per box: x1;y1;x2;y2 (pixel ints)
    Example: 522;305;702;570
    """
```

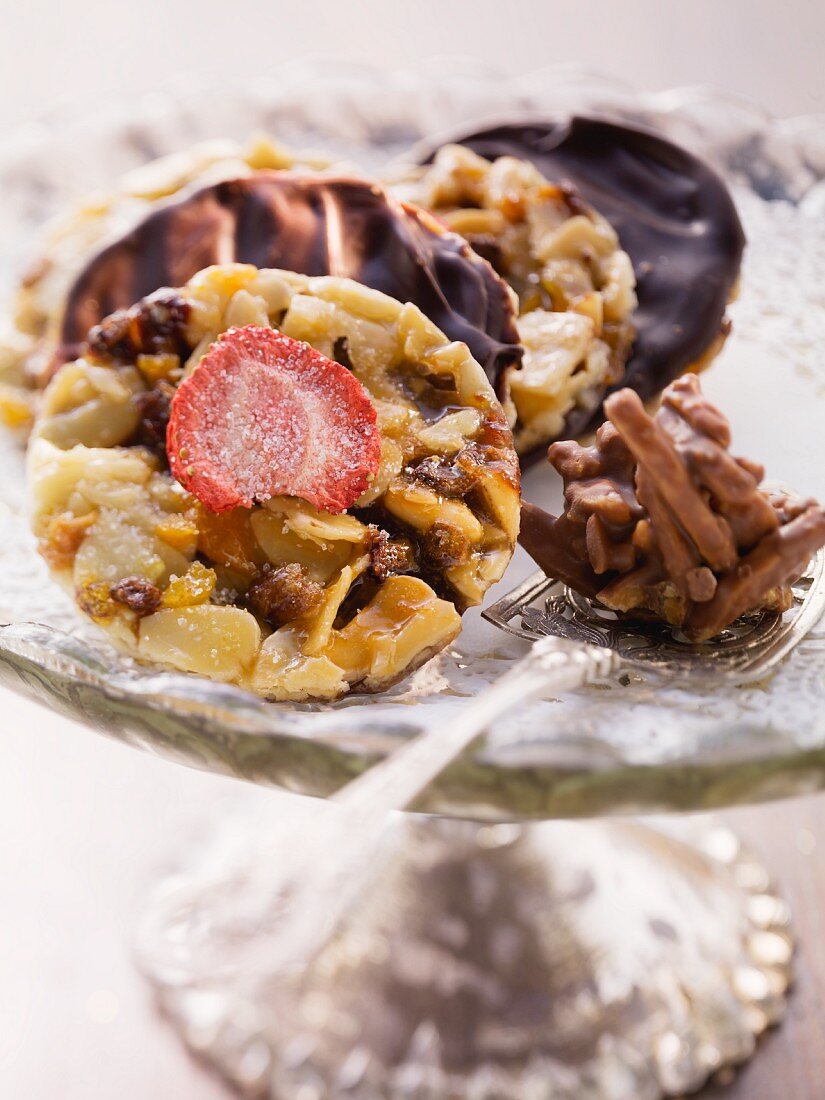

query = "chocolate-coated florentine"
421;117;746;437
519;375;825;641
55;173;521;385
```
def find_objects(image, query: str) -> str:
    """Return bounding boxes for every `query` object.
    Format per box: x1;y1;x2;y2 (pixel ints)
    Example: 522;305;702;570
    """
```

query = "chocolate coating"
519;375;825;641
58;173;521;383
421;117;746;438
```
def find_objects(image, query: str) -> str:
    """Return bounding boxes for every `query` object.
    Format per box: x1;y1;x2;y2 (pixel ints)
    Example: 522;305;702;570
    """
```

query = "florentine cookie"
397;144;638;454
29;264;520;700
2;166;520;429
409;117;745;456
1;136;327;424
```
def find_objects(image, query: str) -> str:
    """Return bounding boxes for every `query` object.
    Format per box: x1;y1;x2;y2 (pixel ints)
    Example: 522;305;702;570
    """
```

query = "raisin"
110;576;162;616
247;563;323;627
412;444;484;498
332;337;353;370
86;293;191;364
421;523;471;569
367;528;417;581
133;380;175;458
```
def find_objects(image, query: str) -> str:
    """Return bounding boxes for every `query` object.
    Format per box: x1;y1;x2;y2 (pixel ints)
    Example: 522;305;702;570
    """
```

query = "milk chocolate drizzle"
420;116;746;438
58;174;521;383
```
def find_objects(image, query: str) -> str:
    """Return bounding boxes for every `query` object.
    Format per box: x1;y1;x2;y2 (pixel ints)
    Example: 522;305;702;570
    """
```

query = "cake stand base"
137;807;793;1099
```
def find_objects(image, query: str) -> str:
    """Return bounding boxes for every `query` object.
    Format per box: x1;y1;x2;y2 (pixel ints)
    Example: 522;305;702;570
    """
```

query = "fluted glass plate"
1;63;824;821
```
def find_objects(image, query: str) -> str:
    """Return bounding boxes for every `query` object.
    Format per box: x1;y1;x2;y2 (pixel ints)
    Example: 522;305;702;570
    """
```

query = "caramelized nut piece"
325;576;461;689
249;629;346;702
138;605;261;681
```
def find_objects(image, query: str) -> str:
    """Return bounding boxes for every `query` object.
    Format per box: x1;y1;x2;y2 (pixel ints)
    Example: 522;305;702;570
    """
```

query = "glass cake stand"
1;64;824;1099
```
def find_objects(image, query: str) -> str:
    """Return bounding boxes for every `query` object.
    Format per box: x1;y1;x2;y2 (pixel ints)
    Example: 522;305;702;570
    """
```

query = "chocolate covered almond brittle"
520;375;825;641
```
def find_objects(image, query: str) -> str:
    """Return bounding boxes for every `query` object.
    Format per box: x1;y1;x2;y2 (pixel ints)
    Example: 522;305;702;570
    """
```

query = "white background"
0;3;824;1097
0;0;824;138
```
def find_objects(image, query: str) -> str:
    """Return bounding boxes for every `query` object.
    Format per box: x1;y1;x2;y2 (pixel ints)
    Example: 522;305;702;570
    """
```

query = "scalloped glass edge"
1;61;825;822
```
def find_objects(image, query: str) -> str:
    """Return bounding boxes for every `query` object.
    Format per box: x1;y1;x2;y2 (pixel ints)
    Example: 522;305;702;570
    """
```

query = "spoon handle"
266;636;619;976
334;634;619;817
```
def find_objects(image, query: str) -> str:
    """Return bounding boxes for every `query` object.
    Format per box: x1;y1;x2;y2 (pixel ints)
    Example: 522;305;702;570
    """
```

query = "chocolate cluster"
520;375;825;640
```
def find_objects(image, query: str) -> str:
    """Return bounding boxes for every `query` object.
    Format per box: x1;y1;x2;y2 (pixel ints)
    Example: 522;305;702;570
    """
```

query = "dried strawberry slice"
167;326;381;514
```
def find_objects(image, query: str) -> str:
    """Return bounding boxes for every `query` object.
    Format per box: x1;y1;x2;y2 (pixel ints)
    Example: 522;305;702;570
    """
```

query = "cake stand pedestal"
138;806;792;1099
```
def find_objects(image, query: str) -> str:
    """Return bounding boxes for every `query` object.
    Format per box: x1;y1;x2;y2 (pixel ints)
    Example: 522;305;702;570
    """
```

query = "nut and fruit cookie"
28;264;520;701
0;135;333;426
405;117;745;457
396;144;638;455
